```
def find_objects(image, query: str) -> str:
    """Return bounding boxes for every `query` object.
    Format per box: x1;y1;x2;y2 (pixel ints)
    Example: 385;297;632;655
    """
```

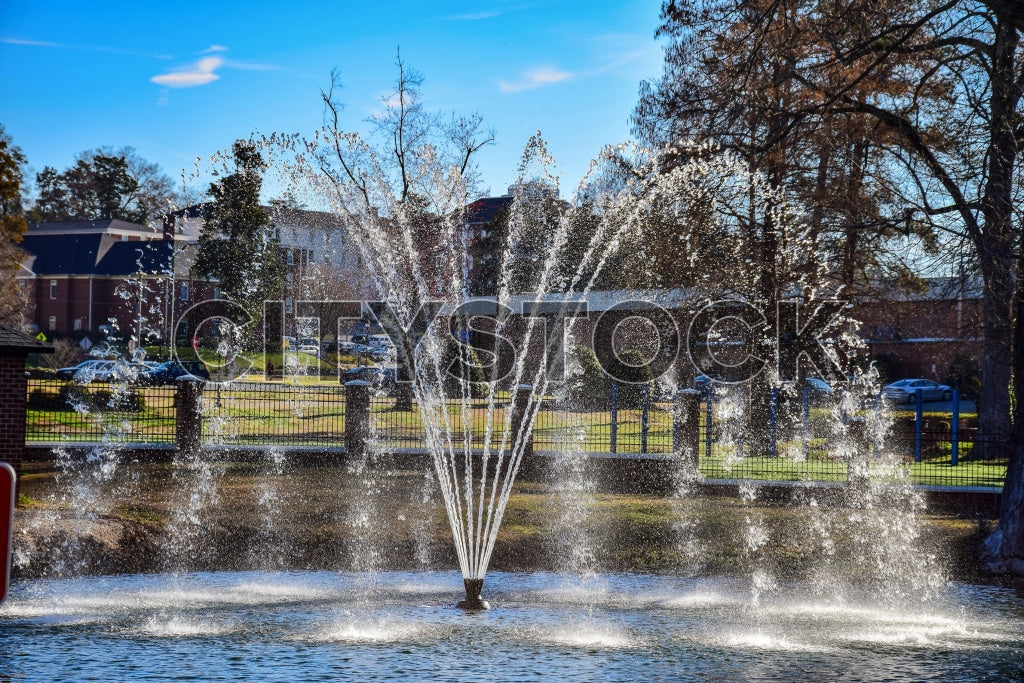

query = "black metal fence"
27;379;177;444
25;378;1005;488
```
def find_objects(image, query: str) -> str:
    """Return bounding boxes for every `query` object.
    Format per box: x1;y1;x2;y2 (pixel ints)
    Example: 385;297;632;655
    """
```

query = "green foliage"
29;147;175;224
29;385;147;412
0;125;28;325
566;344;611;409
946;354;982;398
437;335;488;398
613;349;655;409
193;141;286;320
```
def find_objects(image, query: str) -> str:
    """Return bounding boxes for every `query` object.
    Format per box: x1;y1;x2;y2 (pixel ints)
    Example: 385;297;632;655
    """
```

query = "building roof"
0;325;53;354
19;234;173;277
857;276;984;303
28;219;160;237
464;196;513;225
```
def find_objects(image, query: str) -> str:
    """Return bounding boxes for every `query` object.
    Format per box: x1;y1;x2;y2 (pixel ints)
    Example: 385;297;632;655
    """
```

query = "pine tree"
193;141;286;320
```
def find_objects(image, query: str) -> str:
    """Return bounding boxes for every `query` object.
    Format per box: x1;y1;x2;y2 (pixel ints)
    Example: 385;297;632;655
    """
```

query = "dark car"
138;360;211;385
341;365;397;394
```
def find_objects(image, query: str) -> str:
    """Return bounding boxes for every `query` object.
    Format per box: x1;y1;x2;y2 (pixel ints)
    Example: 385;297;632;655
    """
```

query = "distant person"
266;360;275;380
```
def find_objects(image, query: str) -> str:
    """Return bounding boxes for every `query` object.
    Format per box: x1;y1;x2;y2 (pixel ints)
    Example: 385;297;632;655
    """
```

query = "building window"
48;315;57;331
287;249;295;266
73;318;82;331
181;283;189;301
214;287;222;300
49;280;57;300
285;297;293;313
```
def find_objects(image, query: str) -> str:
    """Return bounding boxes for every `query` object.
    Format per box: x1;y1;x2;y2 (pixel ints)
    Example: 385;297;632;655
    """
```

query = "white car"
296;344;320;358
883;378;952;404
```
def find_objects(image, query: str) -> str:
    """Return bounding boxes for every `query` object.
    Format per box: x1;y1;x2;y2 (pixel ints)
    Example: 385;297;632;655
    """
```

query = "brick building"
0;326;51;486
851;277;984;382
17;219;214;344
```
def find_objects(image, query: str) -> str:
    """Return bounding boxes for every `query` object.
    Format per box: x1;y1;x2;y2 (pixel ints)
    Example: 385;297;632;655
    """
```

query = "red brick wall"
0;355;27;484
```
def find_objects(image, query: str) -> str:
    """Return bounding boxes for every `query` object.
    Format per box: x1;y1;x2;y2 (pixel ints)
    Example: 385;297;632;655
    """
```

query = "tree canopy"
0;125;28;325
29;147;179;224
193;141;286;319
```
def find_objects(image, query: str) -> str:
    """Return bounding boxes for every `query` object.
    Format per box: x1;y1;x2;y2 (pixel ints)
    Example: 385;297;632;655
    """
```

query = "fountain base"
457;578;490;610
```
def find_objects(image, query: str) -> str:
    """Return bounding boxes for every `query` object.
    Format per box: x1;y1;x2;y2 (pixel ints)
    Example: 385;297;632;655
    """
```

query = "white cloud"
1;37;60;47
150;46;280;88
446;11;499;20
151;55;223;88
499;66;572;94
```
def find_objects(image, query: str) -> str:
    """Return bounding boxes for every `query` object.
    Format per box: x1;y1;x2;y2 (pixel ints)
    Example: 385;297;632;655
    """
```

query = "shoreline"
11;459;1009;589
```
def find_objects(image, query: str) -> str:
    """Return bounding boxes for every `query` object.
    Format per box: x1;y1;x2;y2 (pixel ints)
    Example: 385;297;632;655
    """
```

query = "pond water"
2;570;1022;681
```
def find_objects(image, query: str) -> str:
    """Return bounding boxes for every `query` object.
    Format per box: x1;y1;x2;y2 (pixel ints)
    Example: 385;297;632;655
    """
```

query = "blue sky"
0;0;665;203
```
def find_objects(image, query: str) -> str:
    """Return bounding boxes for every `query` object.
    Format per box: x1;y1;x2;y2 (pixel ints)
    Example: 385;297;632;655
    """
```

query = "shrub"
612;349;654;409
565;345;611;409
437;336;488;398
945;354;982;399
27;389;63;411
49;385;146;412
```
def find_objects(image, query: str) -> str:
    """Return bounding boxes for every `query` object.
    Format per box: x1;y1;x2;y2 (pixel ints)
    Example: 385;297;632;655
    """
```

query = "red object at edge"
0;462;15;605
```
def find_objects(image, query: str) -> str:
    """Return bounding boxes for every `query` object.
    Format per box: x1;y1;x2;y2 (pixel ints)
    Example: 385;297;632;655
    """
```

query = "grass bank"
12;457;994;585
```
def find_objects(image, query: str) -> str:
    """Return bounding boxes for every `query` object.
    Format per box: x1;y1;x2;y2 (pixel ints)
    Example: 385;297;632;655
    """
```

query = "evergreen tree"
29;147;178;223
0;125;28;326
193;141;286;319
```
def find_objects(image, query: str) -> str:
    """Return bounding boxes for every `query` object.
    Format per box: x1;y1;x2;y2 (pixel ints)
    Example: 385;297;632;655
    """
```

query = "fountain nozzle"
457;578;490;610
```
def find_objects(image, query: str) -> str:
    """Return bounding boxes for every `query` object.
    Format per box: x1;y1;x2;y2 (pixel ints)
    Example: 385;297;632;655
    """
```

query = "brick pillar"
674;388;701;477
175;376;206;456
0;355;27;494
344;380;371;460
509;384;534;460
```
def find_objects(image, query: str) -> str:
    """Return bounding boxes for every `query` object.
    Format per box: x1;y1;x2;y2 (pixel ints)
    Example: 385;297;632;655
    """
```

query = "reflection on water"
2;571;1022;681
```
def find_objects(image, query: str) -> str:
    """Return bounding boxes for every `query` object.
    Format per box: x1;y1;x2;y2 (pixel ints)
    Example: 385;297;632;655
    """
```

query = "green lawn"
24;380;1005;487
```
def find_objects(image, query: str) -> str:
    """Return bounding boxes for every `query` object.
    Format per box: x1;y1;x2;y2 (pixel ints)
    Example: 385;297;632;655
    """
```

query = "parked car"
341;365;397;394
883;378;952;404
296;344;320;357
805;377;833;396
138;360;211;385
56;359;109;381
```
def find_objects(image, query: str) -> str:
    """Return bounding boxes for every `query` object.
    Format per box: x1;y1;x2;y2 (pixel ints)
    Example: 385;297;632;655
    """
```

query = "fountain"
4;130;1024;679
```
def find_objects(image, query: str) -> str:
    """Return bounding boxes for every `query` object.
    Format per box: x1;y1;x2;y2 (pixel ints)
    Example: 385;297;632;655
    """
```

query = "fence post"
174;376;205;456
640;383;650;454
847;416;869;489
951;388;960;466
610;382;618;454
769;386;779;458
344;380;371;461
802;381;811;460
704;383;713;459
914;388;923;463
675;388;701;476
510;384;534;460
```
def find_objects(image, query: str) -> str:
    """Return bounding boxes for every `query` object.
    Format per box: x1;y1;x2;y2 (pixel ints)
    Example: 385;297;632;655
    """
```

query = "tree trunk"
982;281;1024;573
977;276;1013;459
975;16;1019;462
